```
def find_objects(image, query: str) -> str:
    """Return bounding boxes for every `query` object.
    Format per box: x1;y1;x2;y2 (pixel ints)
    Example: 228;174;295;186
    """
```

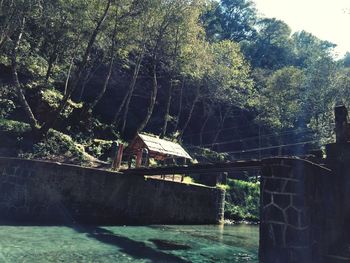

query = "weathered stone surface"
0;158;225;225
260;157;333;263
264;204;285;222
271;165;293;178
263;191;273;205
264;178;287;192
286;206;299;226
284;180;301;194
273;193;291;209
285;226;310;247
293;195;305;209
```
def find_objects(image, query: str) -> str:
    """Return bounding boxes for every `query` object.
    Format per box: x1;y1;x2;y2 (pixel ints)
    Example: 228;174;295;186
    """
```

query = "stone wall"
0;157;224;225
260;157;334;263
326;142;350;254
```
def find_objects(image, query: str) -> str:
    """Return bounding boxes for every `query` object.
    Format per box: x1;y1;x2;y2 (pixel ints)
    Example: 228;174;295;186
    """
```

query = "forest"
0;0;350;164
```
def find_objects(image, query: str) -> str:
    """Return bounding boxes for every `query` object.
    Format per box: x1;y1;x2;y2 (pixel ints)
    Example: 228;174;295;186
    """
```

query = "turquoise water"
0;224;258;263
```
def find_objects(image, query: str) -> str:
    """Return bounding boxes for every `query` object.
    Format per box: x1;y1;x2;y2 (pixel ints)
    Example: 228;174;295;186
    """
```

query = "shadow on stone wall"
0;157;224;225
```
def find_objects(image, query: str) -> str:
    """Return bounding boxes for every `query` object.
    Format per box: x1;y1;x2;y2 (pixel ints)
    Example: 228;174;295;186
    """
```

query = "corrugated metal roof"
138;134;192;159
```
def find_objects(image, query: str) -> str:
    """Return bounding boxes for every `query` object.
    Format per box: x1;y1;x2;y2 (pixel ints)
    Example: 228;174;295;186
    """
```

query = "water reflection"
0;224;258;262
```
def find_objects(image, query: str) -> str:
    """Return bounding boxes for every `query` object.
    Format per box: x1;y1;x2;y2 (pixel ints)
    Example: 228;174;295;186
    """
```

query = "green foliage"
258;66;305;129
0;0;347;162
85;139;113;160
209;40;253;106
219;0;257;42
0;119;31;133
0;85;16;118
224;179;260;221
0;99;15;118
189;146;230;163
19;129;84;163
41;89;82;114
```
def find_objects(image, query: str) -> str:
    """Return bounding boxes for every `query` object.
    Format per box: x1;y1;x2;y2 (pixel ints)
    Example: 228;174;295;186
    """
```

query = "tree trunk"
86;12;119;113
112;89;130;126
45;54;57;83
77;61;103;101
173;76;184;133
64;57;74;96
11;17;39;131
39;0;112;135
211;107;230;147
160;79;174;138
199;104;212;146
136;59;158;134
0;9;15;51
89;57;114;112
179;85;200;140
114;48;144;127
0;35;8;51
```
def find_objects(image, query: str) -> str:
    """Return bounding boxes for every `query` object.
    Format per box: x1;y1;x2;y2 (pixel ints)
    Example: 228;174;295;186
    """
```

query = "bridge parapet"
260;157;335;263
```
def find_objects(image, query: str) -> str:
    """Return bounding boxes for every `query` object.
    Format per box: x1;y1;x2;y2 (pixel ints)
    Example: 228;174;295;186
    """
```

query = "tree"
219;0;257;42
292;30;336;68
258;66;305;130
342;52;350;67
200;1;223;42
242;18;293;69
135;0;207;135
39;0;113;136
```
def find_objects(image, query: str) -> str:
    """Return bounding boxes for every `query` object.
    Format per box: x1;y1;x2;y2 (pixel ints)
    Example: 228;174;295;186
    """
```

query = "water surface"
0;224;258;262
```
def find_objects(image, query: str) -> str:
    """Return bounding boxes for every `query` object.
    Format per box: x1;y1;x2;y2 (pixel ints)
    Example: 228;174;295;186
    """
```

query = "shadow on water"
0;220;191;262
74;225;191;263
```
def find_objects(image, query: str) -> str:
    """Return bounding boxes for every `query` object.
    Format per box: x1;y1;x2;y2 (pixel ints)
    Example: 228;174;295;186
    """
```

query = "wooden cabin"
126;133;192;168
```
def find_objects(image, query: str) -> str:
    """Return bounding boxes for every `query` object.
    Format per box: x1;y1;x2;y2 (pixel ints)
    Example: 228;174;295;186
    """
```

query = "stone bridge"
0;149;349;262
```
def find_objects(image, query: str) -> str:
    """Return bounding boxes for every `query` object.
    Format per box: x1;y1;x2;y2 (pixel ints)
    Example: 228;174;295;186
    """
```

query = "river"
0;224;259;262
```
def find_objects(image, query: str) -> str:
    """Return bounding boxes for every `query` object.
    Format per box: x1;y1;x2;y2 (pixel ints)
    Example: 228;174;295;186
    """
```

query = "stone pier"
260;157;334;263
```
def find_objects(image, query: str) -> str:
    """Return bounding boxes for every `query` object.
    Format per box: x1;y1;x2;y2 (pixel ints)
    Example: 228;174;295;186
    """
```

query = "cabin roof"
134;133;192;159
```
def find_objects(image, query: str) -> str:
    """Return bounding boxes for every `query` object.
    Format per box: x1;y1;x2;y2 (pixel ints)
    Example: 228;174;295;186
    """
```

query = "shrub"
0;119;31;133
19;129;84;163
224;179;260;222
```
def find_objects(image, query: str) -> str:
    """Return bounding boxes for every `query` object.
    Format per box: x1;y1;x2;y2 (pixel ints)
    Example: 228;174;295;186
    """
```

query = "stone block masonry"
259;157;334;263
0;158;225;225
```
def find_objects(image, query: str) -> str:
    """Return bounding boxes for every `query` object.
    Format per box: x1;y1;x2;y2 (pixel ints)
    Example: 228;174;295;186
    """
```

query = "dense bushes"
224;178;260;222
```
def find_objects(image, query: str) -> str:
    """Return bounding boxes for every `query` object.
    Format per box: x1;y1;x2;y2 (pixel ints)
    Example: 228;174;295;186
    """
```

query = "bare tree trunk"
112;89;129;125
199;103;212;146
64;57;74;96
39;0;112;136
45;54;57;83
179;85;199;140
90;57;114;111
0;8;16;51
211;107;230;147
0;35;9;51
113;48;144;126
173;76;184;132
87;11;119;112
11;17;39;131
160;79;174;138
136;59;158;134
77;61;103;101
